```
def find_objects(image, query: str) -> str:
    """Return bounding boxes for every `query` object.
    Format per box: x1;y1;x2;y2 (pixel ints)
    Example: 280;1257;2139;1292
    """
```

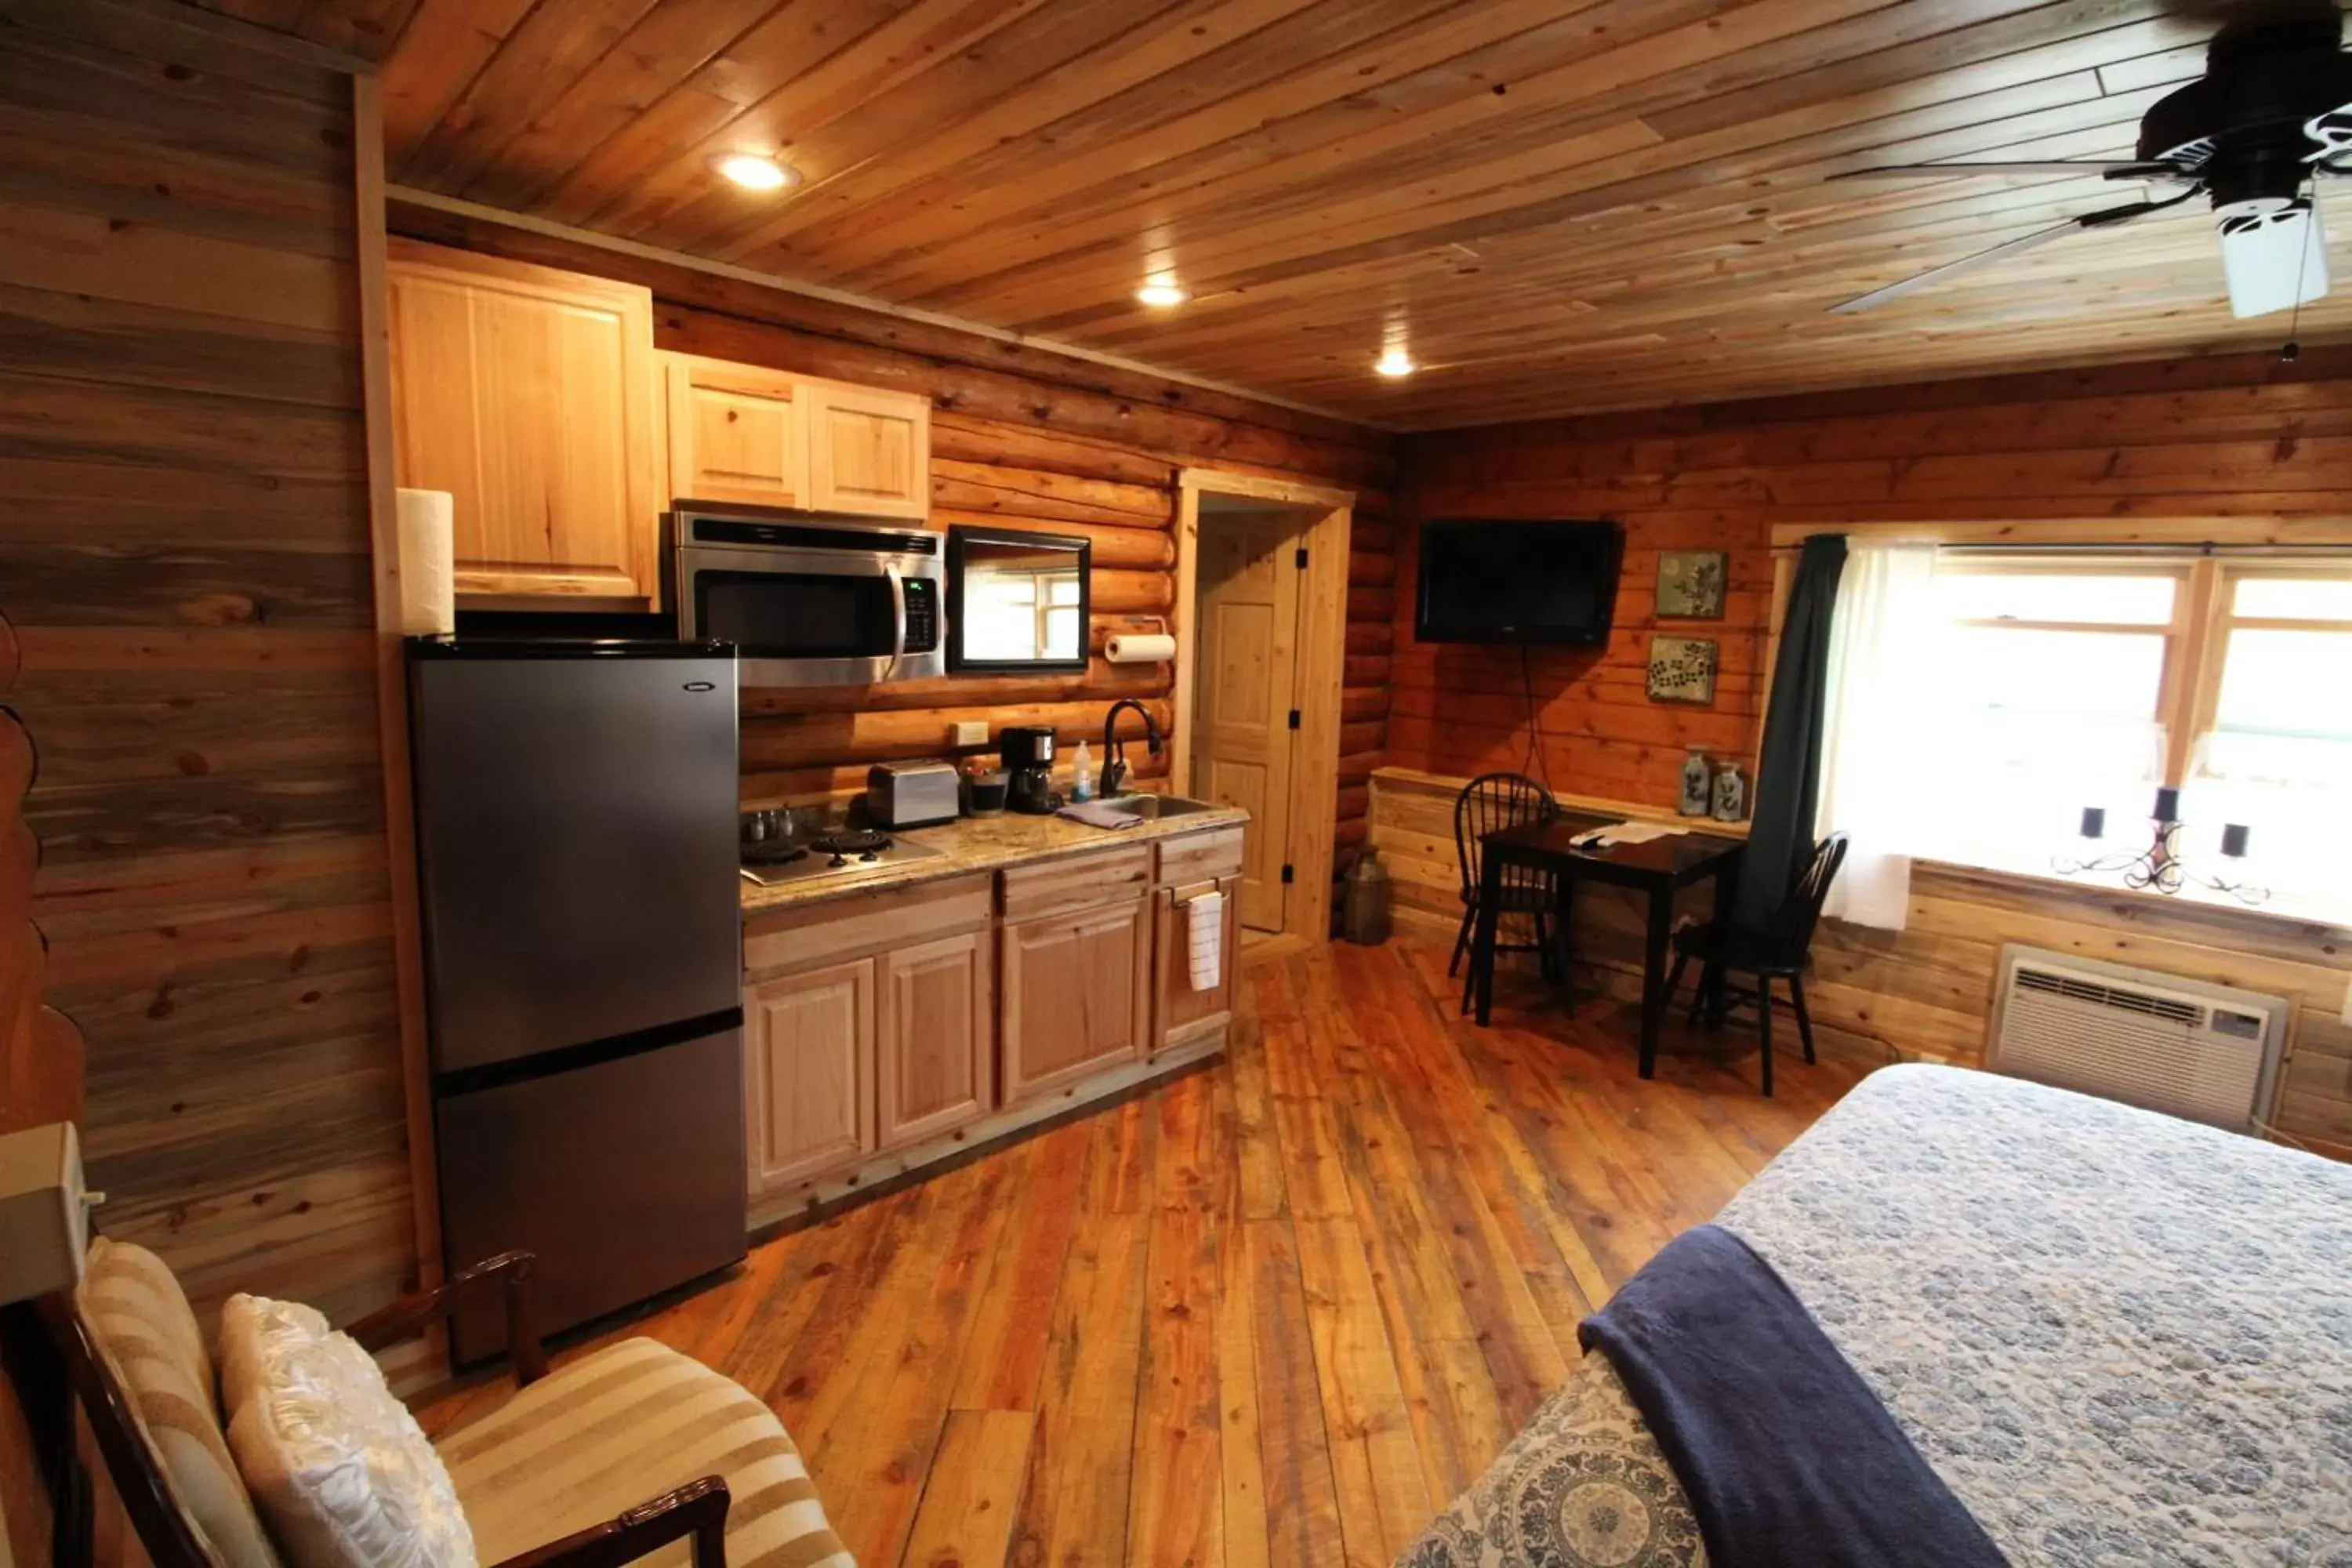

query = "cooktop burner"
739;825;947;888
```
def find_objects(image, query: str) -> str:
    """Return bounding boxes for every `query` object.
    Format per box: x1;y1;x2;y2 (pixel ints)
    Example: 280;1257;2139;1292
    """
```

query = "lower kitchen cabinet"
1153;873;1242;1049
744;958;874;1192
877;929;994;1149
1000;895;1152;1104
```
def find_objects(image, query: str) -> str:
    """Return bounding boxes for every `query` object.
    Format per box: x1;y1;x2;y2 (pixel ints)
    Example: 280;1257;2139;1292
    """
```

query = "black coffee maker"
1000;725;1059;815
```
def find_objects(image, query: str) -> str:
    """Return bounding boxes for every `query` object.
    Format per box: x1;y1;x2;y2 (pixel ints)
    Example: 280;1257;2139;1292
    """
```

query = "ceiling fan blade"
1828;192;2194;315
1830;160;2187;181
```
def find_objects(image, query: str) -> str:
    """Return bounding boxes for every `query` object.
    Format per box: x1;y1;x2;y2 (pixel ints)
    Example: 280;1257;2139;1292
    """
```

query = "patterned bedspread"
1402;1064;2352;1568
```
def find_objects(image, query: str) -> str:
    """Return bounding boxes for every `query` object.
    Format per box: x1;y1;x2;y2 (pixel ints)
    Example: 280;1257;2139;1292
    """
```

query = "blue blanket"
1580;1225;2008;1568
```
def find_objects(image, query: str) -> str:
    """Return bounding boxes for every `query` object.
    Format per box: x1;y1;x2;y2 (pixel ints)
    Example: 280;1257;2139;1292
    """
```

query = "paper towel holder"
1102;614;1175;666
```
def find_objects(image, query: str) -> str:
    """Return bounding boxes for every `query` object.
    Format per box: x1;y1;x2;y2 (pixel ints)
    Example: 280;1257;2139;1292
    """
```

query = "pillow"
78;1238;285;1568
220;1294;478;1568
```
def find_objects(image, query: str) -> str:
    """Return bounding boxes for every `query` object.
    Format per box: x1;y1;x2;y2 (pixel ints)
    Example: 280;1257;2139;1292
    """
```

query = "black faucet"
1100;699;1163;797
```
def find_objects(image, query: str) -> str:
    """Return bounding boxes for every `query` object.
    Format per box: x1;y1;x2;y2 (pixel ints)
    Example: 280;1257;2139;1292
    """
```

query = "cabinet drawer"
745;873;991;975
1155;826;1244;887
997;846;1150;921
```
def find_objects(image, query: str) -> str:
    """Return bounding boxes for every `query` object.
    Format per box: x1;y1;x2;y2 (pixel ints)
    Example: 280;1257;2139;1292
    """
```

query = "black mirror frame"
946;524;1092;674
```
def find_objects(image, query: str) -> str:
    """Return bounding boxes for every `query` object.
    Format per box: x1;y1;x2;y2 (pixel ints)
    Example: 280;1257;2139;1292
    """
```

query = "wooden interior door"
1192;510;1305;932
877;929;992;1149
744;960;874;1192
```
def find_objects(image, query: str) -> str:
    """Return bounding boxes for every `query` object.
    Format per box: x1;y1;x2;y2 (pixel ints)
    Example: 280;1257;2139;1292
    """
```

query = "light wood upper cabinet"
385;240;661;604
877;929;993;1149
803;379;930;519
662;354;808;510
1000;885;1151;1105
745;960;874;1194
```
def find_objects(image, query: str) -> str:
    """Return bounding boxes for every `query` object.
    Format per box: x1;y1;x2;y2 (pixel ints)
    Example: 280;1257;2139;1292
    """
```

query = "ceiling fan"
1828;9;2352;318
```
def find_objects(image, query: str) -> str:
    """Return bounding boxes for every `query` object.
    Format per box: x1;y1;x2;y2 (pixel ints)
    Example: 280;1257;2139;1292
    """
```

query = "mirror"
947;525;1091;673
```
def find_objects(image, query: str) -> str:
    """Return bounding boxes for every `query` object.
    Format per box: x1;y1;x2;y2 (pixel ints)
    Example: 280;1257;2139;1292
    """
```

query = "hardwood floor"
416;936;1867;1568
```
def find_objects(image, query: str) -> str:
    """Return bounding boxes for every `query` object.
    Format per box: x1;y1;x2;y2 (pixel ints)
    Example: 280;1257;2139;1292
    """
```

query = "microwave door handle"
885;564;909;666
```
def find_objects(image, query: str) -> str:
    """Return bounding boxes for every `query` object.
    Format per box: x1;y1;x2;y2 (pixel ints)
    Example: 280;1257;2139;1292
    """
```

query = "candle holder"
2052;791;2268;905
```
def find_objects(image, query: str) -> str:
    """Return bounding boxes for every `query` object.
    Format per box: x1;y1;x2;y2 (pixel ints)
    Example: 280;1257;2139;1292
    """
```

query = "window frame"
1762;528;2352;915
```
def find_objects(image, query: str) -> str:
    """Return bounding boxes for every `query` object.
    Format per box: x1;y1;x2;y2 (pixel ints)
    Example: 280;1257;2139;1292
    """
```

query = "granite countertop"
739;800;1250;916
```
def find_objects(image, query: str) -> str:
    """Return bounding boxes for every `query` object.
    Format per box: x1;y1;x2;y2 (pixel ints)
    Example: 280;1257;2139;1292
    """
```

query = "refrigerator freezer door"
435;1027;747;1365
410;648;740;1075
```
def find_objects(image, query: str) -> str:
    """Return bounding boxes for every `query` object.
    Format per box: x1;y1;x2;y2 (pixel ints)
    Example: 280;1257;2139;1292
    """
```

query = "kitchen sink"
1098;793;1220;819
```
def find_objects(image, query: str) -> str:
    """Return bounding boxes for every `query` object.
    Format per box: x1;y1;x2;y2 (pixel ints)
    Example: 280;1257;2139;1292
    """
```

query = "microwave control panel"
902;577;940;653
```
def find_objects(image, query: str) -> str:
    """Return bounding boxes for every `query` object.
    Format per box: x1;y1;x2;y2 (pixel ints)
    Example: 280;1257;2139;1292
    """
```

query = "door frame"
1173;469;1354;945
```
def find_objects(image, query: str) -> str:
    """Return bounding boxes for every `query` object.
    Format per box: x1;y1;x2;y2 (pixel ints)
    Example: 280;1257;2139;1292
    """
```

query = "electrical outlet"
953;720;989;747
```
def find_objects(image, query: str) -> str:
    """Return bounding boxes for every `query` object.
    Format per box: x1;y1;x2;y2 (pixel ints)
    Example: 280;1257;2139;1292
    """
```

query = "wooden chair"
1450;771;1566;1011
1662;833;1849;1098
35;1243;845;1568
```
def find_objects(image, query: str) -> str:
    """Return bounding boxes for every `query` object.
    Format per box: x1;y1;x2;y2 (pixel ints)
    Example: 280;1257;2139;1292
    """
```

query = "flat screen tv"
1414;519;1624;645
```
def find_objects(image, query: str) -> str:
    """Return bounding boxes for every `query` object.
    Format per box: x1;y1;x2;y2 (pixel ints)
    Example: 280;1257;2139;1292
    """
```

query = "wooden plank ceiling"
195;0;2352;428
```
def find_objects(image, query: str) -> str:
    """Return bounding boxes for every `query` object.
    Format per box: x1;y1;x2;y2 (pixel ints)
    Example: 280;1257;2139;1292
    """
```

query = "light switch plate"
2340;976;2352;1026
953;720;989;747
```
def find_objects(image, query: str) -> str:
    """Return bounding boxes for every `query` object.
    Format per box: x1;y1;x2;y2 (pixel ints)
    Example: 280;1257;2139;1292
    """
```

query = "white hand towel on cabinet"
1186;890;1225;993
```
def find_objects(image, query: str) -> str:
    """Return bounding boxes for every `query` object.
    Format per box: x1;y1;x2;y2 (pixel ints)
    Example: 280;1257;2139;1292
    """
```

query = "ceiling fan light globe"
2215;195;2331;318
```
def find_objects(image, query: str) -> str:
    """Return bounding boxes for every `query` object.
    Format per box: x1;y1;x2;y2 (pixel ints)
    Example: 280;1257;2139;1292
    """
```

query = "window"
961;564;1084;662
1827;548;2352;918
2180;566;2352;911
1918;563;2184;874
1882;552;2352;921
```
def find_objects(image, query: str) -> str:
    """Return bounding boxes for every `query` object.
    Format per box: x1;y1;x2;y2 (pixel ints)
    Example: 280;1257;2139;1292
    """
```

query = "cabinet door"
745;960;874;1193
664;354;808;509
877;929;993;1149
1152;874;1241;1050
804;380;930;519
1000;897;1150;1103
387;240;659;604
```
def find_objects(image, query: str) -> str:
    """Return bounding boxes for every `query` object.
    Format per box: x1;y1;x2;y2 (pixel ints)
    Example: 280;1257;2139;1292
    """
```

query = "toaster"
866;760;960;829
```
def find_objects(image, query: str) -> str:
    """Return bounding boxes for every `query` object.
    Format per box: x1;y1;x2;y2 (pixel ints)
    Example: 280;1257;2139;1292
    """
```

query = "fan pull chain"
2282;182;2315;363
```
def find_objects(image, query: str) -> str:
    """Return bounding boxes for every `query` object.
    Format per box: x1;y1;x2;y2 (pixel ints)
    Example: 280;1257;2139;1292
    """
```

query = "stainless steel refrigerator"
407;639;746;1364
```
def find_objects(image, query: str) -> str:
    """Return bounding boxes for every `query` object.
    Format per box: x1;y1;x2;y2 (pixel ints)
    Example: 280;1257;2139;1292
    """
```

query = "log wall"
1391;351;2352;1156
0;5;412;1325
387;203;1396;873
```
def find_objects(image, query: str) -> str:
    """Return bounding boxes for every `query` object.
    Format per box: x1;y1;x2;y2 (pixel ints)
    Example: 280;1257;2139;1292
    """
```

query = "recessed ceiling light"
1374;346;1417;378
1135;274;1189;308
711;152;796;192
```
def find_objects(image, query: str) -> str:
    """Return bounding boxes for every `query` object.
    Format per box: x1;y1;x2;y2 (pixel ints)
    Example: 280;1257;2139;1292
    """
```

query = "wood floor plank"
412;935;1869;1565
1214;1062;1273;1568
1011;1208;1151;1567
901;1408;1036;1568
949;1117;1091;1412
1240;1218;1348;1568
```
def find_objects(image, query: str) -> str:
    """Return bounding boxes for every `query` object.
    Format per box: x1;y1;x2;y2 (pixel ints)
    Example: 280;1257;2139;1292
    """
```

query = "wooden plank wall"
0;5;413;1323
1389;349;2352;1157
1394;346;2352;803
386;204;1397;874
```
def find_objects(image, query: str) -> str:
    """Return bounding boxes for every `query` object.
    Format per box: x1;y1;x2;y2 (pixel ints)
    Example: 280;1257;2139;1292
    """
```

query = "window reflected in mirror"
948;526;1091;673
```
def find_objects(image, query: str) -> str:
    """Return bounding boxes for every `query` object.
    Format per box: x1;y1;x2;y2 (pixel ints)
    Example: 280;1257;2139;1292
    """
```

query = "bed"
1401;1063;2352;1568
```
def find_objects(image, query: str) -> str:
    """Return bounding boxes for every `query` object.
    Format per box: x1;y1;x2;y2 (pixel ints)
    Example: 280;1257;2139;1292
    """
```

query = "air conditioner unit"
1987;945;2286;1134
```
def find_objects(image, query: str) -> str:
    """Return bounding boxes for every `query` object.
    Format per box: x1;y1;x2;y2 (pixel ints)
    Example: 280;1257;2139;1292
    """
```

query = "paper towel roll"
395;488;456;636
1104;631;1176;664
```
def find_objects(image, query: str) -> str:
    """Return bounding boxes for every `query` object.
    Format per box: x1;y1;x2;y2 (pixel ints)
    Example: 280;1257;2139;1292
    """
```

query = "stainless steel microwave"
669;509;944;688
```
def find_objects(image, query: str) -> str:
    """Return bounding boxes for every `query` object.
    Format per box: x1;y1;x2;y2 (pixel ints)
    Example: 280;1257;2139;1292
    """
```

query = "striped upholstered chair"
47;1236;850;1568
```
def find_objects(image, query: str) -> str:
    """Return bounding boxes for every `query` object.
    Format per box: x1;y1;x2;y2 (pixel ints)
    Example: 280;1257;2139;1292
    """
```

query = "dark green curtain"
1731;533;1846;936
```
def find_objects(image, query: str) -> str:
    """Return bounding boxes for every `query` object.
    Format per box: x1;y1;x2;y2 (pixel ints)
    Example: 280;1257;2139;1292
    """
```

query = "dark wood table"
1472;811;1747;1078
